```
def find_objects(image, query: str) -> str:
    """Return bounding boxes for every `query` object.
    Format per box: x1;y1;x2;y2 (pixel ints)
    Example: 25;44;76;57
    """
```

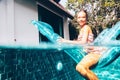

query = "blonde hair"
76;9;88;21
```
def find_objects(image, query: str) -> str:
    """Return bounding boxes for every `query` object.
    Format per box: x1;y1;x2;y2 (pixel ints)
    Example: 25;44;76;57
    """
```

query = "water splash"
31;20;120;79
31;20;60;43
31;20;120;63
93;21;120;46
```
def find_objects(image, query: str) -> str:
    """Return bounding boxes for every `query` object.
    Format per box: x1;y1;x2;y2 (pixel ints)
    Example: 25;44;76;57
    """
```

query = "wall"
0;0;39;45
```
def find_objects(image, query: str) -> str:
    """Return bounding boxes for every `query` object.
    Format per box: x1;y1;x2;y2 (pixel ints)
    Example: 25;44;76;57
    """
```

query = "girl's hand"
84;46;107;54
57;37;66;43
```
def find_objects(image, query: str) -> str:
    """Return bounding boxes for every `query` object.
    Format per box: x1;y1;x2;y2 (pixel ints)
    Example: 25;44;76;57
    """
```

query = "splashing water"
31;20;120;79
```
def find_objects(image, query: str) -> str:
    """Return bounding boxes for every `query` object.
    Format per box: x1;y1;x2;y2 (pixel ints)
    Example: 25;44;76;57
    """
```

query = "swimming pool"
0;43;85;80
0;43;120;80
0;20;120;80
25;20;120;80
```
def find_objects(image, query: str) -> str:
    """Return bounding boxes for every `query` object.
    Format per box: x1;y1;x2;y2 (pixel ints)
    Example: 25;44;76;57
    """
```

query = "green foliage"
78;0;84;4
66;0;120;37
104;0;115;7
68;0;75;3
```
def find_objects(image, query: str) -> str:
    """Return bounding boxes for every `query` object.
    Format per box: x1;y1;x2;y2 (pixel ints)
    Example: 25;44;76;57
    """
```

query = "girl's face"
77;11;87;27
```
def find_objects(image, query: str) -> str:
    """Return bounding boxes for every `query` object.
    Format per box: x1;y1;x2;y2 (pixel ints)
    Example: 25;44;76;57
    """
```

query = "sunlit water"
29;20;120;80
0;42;120;80
38;43;120;80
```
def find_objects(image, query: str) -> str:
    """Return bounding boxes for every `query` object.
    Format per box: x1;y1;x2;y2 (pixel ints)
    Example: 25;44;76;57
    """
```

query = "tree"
66;0;120;37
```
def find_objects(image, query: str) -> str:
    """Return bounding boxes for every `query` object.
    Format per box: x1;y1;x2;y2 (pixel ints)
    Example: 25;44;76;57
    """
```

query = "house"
0;1;81;80
0;0;73;45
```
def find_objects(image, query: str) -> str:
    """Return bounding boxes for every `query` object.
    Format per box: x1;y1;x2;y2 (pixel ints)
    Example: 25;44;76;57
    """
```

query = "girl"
58;9;101;80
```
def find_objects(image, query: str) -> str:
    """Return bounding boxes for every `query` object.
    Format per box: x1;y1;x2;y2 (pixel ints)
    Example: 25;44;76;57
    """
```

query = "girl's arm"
58;25;90;44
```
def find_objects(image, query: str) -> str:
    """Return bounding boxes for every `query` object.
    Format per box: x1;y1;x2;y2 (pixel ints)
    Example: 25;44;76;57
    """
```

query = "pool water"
0;43;84;80
0;43;120;80
29;20;120;80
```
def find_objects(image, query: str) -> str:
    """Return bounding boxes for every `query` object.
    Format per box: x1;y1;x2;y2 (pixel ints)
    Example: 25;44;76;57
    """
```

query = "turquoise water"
30;20;120;79
0;43;120;80
0;43;84;80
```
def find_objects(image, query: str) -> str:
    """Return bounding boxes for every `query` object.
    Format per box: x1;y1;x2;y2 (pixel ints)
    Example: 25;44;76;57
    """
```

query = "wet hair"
71;9;89;30
76;9;88;21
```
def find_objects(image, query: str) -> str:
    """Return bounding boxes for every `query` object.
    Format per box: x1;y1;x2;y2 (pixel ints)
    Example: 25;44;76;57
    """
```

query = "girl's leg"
76;53;101;80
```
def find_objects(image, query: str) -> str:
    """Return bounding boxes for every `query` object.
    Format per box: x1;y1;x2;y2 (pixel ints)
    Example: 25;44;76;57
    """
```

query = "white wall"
63;17;69;40
0;0;14;44
14;0;39;45
0;0;39;45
